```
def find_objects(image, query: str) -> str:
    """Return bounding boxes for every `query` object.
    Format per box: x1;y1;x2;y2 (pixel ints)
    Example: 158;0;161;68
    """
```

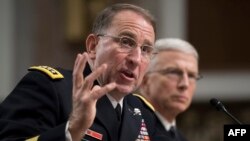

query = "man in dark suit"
139;38;201;141
0;3;157;141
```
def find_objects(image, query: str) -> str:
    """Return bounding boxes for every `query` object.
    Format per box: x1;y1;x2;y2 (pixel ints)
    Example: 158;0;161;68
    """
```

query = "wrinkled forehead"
109;11;155;42
111;9;155;32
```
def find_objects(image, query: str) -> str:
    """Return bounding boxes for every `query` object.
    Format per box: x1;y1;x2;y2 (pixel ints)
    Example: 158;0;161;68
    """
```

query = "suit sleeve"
0;71;69;141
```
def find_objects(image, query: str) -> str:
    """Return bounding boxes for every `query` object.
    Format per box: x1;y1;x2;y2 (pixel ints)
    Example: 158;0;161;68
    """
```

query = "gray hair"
148;38;199;72
154;38;198;59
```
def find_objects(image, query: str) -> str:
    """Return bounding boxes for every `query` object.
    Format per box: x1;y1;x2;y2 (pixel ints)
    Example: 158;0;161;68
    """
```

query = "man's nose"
127;47;143;65
178;73;189;90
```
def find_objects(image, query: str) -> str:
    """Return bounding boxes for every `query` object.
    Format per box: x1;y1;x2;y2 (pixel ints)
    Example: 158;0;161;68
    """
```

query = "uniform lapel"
119;98;142;141
96;95;120;141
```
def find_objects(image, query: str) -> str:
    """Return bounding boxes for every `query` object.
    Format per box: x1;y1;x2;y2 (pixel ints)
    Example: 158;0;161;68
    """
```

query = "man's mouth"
120;69;136;80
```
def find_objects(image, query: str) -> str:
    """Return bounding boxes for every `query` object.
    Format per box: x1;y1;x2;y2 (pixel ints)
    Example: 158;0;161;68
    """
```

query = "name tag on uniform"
85;129;103;140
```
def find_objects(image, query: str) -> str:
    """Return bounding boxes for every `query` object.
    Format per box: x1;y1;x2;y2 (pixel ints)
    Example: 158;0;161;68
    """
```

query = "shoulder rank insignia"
133;93;155;112
25;135;39;141
28;66;64;80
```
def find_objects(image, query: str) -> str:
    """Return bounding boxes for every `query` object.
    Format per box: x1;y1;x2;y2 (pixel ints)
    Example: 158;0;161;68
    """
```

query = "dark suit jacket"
0;65;156;141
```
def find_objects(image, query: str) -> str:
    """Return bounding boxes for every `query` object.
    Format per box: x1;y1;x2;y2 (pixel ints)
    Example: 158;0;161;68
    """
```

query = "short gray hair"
147;38;199;72
154;38;198;59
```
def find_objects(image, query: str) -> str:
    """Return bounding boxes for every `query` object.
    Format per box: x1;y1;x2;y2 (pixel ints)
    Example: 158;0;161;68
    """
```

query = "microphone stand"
222;108;242;125
210;98;242;125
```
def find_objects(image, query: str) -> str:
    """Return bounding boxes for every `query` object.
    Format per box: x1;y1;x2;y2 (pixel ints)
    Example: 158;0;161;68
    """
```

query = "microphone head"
210;98;225;111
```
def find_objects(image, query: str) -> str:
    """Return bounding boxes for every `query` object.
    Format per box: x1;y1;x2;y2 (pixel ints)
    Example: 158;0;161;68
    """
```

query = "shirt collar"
106;94;124;112
155;112;176;131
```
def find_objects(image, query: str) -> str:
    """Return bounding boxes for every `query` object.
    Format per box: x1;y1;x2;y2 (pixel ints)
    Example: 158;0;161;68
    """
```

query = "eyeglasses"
97;34;155;60
148;68;202;84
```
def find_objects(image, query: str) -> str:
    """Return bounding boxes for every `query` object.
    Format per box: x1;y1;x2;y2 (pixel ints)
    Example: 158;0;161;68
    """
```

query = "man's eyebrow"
164;67;181;71
118;31;135;38
143;40;153;46
119;31;154;46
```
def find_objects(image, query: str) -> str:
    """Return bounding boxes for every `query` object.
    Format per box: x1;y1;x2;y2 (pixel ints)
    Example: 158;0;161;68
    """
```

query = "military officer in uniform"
139;38;201;141
0;3;157;141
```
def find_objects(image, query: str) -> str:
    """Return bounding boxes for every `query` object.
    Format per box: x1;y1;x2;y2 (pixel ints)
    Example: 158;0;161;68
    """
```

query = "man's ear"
140;74;149;94
86;34;98;59
141;74;148;86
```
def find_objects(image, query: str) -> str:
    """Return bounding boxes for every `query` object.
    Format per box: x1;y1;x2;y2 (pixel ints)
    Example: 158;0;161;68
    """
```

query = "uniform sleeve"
0;71;69;141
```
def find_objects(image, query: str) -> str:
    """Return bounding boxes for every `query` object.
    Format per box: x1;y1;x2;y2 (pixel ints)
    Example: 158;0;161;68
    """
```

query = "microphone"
210;98;242;125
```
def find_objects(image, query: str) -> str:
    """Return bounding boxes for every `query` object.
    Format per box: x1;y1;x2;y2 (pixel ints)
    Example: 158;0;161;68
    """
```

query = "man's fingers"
83;64;107;89
73;53;88;90
91;83;117;100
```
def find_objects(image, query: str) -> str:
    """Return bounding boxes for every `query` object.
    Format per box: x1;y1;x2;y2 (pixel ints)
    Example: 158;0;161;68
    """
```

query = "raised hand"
68;52;116;141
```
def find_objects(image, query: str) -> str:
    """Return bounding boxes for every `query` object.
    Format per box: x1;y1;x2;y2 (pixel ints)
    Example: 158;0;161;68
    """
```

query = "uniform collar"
155;112;176;131
106;94;124;112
